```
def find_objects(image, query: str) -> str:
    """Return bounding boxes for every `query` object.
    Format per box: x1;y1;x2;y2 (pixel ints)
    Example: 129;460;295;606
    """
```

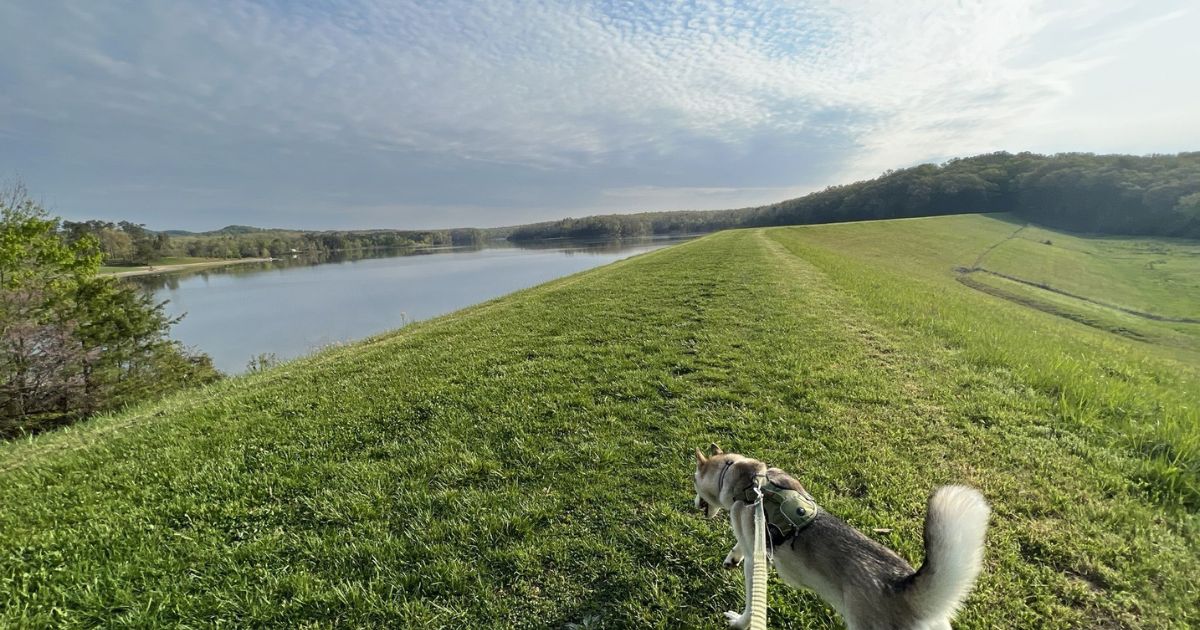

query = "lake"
133;236;691;374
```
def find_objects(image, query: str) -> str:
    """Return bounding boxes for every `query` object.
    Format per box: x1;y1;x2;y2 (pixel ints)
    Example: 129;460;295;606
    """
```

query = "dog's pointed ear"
694;447;707;464
709;442;723;456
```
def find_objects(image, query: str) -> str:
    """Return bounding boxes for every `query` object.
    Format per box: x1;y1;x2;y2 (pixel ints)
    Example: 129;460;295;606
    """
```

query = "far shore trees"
62;219;169;265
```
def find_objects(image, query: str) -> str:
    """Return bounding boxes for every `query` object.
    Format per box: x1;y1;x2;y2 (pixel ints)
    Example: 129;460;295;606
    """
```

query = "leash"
749;474;769;630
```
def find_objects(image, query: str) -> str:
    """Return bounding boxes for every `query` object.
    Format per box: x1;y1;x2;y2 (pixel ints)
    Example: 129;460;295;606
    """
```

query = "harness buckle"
750;472;767;504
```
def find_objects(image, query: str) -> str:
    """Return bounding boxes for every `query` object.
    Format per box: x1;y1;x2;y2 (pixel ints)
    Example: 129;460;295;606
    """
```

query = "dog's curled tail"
903;485;990;622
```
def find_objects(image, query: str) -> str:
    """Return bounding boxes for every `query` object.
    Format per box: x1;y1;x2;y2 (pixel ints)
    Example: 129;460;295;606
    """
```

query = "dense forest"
506;152;1200;240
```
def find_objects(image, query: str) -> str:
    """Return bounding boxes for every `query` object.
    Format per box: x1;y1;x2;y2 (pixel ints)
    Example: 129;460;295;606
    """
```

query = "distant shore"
102;257;274;278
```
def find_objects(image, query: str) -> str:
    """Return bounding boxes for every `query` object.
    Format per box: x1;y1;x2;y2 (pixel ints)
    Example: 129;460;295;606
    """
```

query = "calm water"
134;237;690;374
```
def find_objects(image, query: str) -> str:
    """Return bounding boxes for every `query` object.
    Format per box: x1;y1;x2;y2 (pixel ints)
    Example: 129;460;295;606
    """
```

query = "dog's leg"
723;540;743;569
723;501;755;629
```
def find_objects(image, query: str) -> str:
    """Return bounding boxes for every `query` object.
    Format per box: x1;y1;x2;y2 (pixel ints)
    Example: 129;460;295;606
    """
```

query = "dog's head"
693;442;731;519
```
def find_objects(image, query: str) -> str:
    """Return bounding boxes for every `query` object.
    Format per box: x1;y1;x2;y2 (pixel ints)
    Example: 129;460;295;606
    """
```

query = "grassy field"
2;215;1197;628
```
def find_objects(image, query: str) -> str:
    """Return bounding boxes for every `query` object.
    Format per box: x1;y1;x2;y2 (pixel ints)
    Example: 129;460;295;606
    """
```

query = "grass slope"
2;215;1198;628
979;223;1200;321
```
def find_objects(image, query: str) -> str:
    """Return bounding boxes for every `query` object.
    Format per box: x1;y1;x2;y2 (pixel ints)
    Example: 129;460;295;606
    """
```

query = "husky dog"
693;444;989;630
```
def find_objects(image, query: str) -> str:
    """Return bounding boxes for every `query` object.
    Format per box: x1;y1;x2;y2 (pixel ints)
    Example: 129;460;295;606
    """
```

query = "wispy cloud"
0;0;1195;228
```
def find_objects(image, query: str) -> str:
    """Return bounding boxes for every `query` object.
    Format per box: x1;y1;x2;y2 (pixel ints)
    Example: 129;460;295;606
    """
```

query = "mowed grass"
2;217;1198;628
961;220;1200;359
777;215;1200;504
980;222;1200;321
966;271;1200;358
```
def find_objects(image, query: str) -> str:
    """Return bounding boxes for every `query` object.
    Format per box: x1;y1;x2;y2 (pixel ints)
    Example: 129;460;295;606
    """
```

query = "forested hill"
506;152;1200;240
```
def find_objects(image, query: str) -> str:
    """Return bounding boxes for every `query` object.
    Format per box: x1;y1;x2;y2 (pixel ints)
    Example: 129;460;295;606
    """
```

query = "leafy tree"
1;186;220;436
0;184;99;424
63;220;147;264
116;220;164;264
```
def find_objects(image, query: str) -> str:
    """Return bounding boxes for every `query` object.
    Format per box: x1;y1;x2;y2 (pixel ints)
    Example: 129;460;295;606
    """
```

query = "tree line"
506;152;1200;241
168;226;487;259
505;209;746;241
62;222;490;265
61;220;172;265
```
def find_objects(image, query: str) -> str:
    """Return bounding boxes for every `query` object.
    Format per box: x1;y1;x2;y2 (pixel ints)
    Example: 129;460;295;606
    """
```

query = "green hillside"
2;215;1196;628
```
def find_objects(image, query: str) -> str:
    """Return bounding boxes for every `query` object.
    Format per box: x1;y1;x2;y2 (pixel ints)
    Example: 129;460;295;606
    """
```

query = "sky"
1;1;1197;231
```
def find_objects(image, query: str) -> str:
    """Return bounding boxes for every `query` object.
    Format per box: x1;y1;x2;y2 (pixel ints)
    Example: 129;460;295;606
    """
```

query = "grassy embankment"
958;221;1200;355
2;214;1197;628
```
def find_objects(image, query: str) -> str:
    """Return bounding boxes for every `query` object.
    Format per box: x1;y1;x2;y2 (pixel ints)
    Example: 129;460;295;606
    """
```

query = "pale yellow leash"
749;480;769;630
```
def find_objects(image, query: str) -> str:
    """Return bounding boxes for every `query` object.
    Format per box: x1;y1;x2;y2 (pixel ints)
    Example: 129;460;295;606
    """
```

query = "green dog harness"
743;473;819;545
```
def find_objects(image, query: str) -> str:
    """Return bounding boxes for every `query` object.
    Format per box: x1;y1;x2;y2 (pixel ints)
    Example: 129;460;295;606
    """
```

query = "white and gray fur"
693;445;990;630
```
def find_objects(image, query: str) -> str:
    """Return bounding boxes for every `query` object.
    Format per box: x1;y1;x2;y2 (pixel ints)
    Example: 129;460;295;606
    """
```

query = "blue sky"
1;1;1197;231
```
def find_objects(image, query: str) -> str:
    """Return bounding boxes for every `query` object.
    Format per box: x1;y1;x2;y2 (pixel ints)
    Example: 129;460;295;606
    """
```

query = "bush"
246;352;280;373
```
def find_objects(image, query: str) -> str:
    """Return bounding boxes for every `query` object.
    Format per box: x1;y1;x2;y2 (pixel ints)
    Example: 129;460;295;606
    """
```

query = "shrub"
1;185;221;436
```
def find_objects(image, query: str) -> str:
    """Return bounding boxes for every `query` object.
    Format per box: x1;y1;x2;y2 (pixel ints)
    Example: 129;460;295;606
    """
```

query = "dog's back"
771;485;988;629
